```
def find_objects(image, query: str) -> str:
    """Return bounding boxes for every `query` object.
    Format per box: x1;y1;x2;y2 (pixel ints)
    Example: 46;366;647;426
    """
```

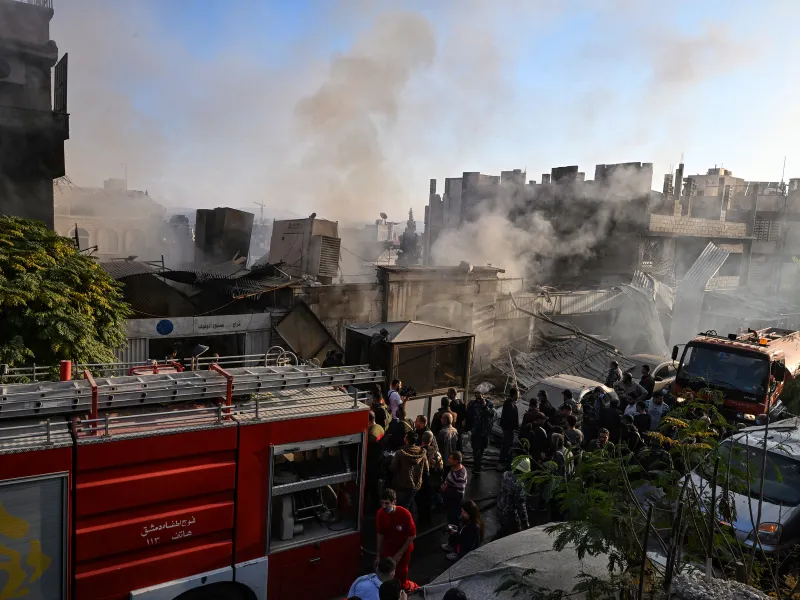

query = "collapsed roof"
491;337;635;391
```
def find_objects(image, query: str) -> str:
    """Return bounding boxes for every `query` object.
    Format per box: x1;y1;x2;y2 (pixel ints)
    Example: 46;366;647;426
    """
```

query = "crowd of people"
496;361;682;469
351;362;703;598
353;381;492;597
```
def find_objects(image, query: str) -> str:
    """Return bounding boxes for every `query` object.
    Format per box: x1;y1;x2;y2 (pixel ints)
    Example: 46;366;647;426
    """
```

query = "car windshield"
703;441;800;506
678;345;768;396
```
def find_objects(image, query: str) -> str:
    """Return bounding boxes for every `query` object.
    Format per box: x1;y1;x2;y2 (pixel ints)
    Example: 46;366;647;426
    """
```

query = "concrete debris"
669;571;770;600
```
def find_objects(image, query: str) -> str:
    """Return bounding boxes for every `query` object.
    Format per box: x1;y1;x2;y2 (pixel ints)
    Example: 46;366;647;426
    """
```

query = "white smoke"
430;165;653;281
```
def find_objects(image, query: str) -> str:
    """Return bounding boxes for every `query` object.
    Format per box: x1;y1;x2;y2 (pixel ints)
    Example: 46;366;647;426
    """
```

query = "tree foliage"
0;216;131;367
397;208;421;266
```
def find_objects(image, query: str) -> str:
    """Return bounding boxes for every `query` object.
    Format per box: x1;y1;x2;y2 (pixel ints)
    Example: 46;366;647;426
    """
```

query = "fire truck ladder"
0;364;384;421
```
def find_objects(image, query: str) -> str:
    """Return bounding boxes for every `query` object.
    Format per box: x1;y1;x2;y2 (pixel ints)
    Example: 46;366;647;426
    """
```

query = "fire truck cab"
672;327;800;423
0;353;383;600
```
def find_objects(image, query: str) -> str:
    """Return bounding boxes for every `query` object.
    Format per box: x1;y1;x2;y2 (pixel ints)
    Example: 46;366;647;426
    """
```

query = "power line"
341;244;379;265
130;298;238;319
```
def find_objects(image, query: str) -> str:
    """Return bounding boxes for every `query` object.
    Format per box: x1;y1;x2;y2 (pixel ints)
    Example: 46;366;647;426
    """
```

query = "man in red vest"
375;488;417;590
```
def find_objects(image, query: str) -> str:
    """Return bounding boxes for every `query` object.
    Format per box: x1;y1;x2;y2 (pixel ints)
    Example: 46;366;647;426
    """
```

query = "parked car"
625;354;678;394
491;374;618;441
688;418;800;555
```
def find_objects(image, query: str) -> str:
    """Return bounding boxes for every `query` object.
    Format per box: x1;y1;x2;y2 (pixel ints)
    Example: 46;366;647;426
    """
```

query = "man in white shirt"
646;391;670;431
623;397;638;418
388;379;403;419
348;556;396;600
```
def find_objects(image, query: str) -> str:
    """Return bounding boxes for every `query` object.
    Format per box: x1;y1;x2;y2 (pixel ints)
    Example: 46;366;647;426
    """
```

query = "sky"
51;0;800;224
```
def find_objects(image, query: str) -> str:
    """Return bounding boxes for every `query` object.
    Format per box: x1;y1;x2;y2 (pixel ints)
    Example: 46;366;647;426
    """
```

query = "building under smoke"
424;162;655;287
54;179;193;266
647;164;800;293
425;160;800;296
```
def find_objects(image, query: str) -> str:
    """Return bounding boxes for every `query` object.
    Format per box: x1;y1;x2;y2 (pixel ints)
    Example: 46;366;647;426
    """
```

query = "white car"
491;374;617;440
625;354;678;395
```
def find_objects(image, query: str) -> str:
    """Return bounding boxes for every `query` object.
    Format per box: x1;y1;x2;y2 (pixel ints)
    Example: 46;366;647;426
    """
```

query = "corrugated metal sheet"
668;242;730;349
681;242;730;288
115;338;149;365
615;285;669;356
244;329;271;355
496;290;622;321
100;261;157;280
491;338;635;391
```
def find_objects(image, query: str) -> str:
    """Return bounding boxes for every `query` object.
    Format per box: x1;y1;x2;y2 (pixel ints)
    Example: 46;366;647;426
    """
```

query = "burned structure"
195;207;254;267
0;0;68;229
425;161;800;297
649;165;800;293
423;162;655;287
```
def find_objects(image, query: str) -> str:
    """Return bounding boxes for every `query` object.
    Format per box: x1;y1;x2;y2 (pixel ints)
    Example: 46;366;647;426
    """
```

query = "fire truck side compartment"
74;426;238;600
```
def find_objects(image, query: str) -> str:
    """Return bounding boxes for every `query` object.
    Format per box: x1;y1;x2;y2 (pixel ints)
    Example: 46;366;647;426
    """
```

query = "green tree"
397;208;421;266
0;216;131;368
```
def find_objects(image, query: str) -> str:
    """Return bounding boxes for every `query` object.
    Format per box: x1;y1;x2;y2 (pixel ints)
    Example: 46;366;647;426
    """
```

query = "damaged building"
423;162;656;287
425;161;800;297
107;262;515;368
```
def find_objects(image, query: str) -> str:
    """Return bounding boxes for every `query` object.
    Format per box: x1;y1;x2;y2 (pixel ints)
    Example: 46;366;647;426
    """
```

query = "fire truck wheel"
173;583;256;600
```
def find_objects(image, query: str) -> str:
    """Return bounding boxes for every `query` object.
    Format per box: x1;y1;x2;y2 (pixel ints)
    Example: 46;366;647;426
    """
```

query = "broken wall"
294;283;384;345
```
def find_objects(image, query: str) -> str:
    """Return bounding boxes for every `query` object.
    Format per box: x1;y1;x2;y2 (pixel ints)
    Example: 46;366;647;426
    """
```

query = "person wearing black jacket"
466;393;495;474
599;397;622;443
442;500;484;561
538;390;556;420
448;388;467;450
384;404;413;451
499;388;519;467
527;411;551;463
633;400;650;434
639;364;655;399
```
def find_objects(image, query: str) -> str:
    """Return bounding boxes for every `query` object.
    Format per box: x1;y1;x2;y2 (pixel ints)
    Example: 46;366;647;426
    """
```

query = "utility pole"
253;200;266;224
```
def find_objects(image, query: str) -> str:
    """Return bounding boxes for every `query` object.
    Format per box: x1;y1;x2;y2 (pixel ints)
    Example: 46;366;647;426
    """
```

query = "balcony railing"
12;0;53;8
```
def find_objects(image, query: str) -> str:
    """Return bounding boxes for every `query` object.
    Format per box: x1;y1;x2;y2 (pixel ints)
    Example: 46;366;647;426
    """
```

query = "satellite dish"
190;344;209;358
380;212;388;220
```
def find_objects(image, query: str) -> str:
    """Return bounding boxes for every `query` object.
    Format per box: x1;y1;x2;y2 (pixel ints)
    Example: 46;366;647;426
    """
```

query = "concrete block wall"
648;214;748;239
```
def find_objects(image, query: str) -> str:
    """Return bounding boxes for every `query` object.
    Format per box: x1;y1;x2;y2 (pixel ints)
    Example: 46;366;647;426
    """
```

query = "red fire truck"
0;352;383;600
672;327;800;423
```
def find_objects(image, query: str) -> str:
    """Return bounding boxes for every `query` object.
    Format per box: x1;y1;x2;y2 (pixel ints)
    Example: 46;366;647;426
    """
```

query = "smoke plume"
49;0;798;234
430;165;654;282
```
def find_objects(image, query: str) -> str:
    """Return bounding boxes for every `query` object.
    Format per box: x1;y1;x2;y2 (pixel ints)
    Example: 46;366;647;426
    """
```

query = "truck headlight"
756;522;782;546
